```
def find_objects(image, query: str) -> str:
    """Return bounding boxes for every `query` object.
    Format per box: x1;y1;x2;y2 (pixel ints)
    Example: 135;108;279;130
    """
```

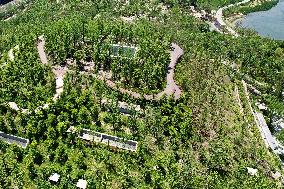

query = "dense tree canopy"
0;0;283;188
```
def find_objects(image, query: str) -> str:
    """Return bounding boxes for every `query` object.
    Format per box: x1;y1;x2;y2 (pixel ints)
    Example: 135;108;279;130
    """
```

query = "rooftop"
0;131;29;148
110;44;137;58
67;127;138;152
76;179;87;189
49;173;60;182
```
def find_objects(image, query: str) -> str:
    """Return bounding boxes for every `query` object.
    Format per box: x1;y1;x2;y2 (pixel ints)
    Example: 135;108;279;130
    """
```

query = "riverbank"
226;13;246;28
0;0;25;20
224;0;279;28
0;0;21;8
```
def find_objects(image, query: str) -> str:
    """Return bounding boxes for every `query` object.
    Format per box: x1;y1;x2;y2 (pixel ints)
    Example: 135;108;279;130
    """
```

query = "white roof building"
255;102;268;111
49;173;60;182
8;102;20;111
247;167;258;176
272;171;282;180
67;127;138;152
76;179;87;189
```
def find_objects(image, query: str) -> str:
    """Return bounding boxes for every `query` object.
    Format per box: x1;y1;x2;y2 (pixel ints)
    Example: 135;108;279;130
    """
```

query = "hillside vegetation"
0;0;283;188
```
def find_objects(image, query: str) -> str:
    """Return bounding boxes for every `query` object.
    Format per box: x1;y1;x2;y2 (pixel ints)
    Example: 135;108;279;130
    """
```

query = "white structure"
67;127;138;152
0;131;29;148
8;48;14;61
8;102;20;111
118;101;141;113
8;45;19;61
255;102;268;111
76;179;87;189
7;102;31;114
272;171;282;180
247;167;258;176
272;116;284;133
121;16;136;23
49;173;60;182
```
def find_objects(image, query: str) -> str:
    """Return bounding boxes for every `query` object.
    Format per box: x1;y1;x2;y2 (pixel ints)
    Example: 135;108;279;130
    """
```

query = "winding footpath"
37;36;67;102
5;36;184;115
37;35;48;65
5;36;66;113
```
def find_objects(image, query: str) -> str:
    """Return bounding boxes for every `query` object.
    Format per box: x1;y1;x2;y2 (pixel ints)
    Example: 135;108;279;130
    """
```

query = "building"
101;98;142;115
0;131;29;148
110;44;137;58
67;127;138;152
49;173;60;183
76;179;87;189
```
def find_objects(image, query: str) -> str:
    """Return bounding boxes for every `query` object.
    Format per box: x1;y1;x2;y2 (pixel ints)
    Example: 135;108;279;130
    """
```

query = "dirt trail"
37;35;48;64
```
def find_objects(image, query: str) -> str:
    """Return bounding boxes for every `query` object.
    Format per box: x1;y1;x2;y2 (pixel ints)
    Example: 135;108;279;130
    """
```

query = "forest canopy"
0;0;283;188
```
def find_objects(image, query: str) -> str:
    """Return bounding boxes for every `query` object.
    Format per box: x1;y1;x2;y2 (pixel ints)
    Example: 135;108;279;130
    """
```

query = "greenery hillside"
0;0;283;188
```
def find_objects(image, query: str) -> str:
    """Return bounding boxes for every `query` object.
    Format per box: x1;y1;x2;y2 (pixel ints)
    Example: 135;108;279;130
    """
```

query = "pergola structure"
110;44;138;58
0;131;29;148
67;127;138;152
101;98;142;115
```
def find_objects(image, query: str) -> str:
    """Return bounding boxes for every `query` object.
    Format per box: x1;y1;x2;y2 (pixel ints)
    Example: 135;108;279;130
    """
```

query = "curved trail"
98;43;184;101
5;37;184;114
5;36;66;113
37;35;48;65
36;36;66;104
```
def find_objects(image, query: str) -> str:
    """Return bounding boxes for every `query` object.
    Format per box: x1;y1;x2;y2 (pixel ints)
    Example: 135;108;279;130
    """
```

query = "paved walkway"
37;35;48;64
6;37;184;114
98;43;184;100
243;80;284;159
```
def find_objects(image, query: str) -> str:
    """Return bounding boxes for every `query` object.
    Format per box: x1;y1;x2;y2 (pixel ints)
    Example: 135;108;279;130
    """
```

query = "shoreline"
225;0;280;31
226;14;246;29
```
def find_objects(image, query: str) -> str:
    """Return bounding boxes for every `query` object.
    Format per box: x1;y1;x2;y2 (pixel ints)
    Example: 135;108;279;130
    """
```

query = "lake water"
240;0;284;40
0;0;13;5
